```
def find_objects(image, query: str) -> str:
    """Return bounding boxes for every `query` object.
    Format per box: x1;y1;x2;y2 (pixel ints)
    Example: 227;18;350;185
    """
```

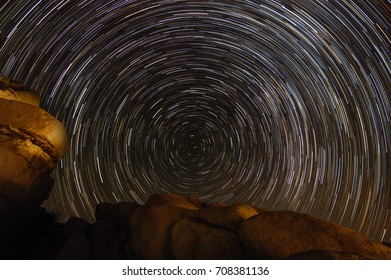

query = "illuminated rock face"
1;193;391;259
124;194;391;260
0;76;68;201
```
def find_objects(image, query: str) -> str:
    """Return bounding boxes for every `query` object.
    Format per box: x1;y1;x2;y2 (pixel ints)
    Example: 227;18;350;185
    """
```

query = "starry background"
0;0;390;241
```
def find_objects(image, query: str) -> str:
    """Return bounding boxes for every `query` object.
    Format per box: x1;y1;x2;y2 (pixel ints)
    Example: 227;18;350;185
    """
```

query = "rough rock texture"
238;210;391;260
185;203;260;231
0;76;40;106
0;76;68;202
0;193;390;260
130;193;198;259
171;217;245;259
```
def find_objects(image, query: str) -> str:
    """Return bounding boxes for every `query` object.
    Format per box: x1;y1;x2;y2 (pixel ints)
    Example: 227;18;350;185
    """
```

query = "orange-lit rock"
185;203;260;231
238;210;391;259
171;217;244;259
0;76;40;106
0;76;68;201
130;193;198;259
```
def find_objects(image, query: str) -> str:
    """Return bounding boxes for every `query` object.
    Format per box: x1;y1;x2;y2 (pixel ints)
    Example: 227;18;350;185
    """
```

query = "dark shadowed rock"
111;202;140;227
63;217;90;233
0;207;65;259
89;220;126;259
56;230;92;260
171;217;244;259
239;211;391;260
130;193;198;259
95;202;146;227
124;240;136;259
95;202;116;221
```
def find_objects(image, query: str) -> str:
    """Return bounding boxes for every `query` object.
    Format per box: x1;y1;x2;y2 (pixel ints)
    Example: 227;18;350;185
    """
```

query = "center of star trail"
0;0;390;241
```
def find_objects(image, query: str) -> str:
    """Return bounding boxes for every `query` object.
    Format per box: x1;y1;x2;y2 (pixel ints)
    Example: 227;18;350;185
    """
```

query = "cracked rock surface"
0;76;67;201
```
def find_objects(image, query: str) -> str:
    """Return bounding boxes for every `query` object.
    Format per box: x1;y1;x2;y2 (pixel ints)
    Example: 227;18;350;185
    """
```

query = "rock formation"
1;76;390;260
0;76;67;205
3;193;388;260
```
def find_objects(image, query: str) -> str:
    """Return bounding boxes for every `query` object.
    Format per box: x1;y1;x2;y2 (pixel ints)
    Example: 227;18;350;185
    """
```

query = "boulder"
63;217;90;233
0;89;41;107
89;220;125;259
0;76;25;91
95;201;140;227
130;193;198;259
239;211;391;259
171;217;244;259
0;99;68;162
0;139;53;200
94;202;115;221
185;203;259;231
0;76;68;202
56;230;92;260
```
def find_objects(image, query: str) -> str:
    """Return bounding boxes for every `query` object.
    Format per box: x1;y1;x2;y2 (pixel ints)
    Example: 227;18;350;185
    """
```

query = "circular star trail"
0;0;390;241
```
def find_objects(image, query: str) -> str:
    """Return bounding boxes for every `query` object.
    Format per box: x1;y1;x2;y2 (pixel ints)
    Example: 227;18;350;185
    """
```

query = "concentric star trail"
0;0;390;241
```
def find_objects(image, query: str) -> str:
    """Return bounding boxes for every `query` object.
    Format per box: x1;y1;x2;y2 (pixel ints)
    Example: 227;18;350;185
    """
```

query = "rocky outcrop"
0;76;67;203
53;193;391;260
238;211;391;259
171;217;245;259
1;193;391;260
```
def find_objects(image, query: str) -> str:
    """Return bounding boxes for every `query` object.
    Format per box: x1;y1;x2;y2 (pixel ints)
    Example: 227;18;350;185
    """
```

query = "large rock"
128;193;265;259
0;174;54;215
0;76;68;202
89;220;125;259
56;230;92;260
130;193;199;259
239;211;391;259
95;202;140;227
171;217;244;259
0;140;53;200
62;217;90;233
0;99;68;164
185;203;259;231
0;76;40;106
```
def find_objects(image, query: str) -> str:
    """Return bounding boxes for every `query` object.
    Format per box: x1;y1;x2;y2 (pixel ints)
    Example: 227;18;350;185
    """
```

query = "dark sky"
0;0;390;241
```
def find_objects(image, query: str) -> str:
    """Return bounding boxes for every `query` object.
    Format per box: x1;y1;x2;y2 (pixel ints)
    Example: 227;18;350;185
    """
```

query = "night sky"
0;0;390;242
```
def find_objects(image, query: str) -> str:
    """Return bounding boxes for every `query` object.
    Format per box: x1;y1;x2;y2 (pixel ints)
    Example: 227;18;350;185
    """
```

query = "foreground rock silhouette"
0;76;67;206
1;193;391;260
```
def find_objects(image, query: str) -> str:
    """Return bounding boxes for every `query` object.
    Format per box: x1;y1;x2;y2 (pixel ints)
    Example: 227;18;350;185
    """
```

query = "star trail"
0;0;390;241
